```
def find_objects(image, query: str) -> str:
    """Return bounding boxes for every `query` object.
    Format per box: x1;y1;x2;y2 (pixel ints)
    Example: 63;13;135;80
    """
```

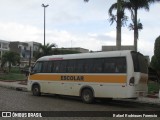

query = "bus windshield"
131;51;148;73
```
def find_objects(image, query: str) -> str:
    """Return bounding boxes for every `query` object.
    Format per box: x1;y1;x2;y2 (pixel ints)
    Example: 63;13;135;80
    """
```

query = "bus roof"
37;50;133;61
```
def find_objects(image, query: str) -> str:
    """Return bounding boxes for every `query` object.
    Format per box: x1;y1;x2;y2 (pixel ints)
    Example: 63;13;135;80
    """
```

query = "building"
27;41;41;58
57;47;89;53
9;41;41;67
9;41;30;67
102;45;135;51
102;45;150;64
1;40;89;67
0;40;10;57
0;40;10;66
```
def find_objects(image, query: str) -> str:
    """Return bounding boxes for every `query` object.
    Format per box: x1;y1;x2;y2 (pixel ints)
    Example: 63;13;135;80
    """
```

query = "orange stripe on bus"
29;74;127;83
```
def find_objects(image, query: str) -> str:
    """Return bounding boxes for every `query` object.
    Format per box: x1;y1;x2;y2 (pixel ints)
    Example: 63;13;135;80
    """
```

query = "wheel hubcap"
34;88;38;94
84;94;90;101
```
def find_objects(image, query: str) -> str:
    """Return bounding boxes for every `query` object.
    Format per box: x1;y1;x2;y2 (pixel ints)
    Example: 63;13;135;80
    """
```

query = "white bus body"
28;50;148;103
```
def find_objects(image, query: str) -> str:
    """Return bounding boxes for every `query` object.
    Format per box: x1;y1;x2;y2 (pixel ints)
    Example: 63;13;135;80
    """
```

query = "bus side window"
52;61;60;73
59;61;67;73
47;61;53;73
32;62;43;73
52;61;67;73
76;60;85;73
67;60;76;73
103;57;126;73
92;59;104;73
104;58;116;73
83;59;93;73
42;61;53;73
115;57;127;73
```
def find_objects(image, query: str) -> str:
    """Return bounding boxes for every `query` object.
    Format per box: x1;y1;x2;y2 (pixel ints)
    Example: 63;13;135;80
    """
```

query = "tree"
84;0;124;50
150;55;160;71
124;0;160;51
1;51;20;72
109;0;128;50
150;36;160;77
39;43;57;56
154;36;160;62
85;0;160;51
34;43;57;60
128;19;143;39
109;0;160;51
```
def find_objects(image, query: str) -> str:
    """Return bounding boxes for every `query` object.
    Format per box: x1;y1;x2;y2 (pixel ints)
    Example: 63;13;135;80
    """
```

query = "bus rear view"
129;51;148;98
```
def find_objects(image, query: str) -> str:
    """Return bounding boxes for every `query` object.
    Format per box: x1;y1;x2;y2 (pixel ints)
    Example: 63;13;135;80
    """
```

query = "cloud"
0;21;101;51
88;32;115;43
0;22;42;41
0;21;108;51
46;30;102;51
139;39;154;57
88;30;134;45
0;21;155;58
0;0;158;59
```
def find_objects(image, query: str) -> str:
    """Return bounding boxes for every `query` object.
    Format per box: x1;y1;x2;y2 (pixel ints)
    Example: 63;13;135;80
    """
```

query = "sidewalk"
0;80;27;92
0;80;160;105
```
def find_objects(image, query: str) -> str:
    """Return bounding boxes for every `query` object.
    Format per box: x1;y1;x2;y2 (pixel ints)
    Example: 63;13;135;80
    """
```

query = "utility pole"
42;4;49;46
29;46;31;67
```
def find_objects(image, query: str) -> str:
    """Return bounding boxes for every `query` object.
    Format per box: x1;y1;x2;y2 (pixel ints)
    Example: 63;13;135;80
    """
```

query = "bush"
0;73;26;80
151;36;160;71
154;36;160;62
10;67;21;74
148;81;160;94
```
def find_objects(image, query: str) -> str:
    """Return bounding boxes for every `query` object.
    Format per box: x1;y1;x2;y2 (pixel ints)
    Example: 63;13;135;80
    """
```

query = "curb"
0;83;28;92
115;98;160;108
136;99;160;106
147;95;158;98
15;87;28;92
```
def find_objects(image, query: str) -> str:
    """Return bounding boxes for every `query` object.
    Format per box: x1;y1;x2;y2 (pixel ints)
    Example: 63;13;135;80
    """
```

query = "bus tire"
32;84;41;96
81;89;94;104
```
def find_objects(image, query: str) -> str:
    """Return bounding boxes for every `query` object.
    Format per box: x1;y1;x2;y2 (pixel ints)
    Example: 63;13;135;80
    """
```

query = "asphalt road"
0;87;160;120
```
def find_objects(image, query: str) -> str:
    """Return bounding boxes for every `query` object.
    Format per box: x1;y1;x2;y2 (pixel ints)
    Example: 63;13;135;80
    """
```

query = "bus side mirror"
30;66;35;75
31;66;34;71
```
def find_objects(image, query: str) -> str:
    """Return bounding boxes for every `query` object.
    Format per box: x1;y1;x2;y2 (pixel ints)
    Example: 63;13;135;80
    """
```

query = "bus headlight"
129;77;135;86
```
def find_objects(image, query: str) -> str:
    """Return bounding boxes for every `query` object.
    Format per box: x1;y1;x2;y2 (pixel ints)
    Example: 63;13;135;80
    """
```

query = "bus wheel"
32;85;41;96
81;89;94;104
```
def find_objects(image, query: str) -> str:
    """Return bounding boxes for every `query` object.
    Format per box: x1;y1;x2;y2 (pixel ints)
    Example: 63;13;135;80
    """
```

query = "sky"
0;0;160;58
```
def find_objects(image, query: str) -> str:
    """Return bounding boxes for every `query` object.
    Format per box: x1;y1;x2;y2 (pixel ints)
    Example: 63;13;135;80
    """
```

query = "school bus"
28;50;148;103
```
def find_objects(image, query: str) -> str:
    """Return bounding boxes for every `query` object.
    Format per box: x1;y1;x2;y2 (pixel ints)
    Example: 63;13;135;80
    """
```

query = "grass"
10;67;21;74
0;73;27;81
0;67;26;81
148;81;160;94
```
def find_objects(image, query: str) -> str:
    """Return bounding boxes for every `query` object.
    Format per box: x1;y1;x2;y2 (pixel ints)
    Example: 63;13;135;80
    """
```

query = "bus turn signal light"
129;77;135;86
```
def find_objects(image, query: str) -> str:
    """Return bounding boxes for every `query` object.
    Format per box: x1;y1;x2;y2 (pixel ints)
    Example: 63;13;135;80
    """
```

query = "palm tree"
85;0;160;51
109;0;160;51
1;51;20;72
128;19;143;39
134;0;160;51
84;0;125;50
34;43;57;60
39;43;57;56
109;0;129;50
125;0;160;51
